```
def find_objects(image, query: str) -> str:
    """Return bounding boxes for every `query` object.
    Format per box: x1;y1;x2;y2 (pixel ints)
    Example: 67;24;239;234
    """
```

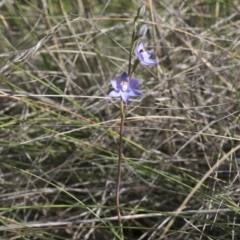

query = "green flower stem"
128;20;137;77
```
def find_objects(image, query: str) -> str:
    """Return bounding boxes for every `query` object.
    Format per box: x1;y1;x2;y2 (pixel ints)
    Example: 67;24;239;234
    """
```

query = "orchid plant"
108;5;157;239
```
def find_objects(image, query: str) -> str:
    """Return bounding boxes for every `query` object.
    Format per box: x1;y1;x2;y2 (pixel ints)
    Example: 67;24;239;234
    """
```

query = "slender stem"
116;100;126;240
116;18;137;240
128;21;137;76
128;41;134;76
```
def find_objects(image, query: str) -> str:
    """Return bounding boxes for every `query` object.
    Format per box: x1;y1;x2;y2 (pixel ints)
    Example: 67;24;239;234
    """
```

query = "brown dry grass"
0;0;240;239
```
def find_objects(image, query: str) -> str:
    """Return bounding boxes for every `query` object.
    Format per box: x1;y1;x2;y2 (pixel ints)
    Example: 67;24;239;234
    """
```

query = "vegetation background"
1;0;240;239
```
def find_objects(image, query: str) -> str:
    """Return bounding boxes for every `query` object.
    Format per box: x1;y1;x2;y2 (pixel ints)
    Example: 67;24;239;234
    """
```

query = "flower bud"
137;5;146;18
136;24;149;39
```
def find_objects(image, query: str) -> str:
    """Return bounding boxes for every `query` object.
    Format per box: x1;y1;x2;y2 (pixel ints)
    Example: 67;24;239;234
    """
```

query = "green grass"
0;0;240;239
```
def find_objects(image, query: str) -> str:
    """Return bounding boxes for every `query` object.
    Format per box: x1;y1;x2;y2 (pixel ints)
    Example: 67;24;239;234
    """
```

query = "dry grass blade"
160;143;240;239
1;0;240;239
0;21;64;73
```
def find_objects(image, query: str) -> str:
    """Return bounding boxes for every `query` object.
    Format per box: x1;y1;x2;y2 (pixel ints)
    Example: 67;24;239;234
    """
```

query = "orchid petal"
143;58;157;66
129;89;143;96
137;52;144;61
110;80;118;90
120;92;130;103
137;42;145;52
108;90;120;98
120;72;128;82
141;51;151;59
129;78;139;89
